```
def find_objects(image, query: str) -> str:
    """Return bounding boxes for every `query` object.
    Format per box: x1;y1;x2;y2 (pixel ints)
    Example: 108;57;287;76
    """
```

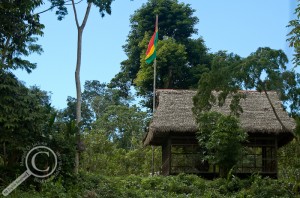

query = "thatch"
143;89;295;146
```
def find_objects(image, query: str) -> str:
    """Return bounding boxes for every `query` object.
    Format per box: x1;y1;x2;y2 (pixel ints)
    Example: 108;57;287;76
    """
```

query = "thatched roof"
143;89;295;147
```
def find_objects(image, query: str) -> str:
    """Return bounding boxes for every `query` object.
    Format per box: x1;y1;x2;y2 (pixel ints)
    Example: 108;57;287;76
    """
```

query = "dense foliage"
287;0;300;66
193;48;300;118
0;72;78;185
1;0;300;197
0;0;44;72
0;72;52;169
3;173;297;197
196;112;247;177
111;0;211;109
81;131;161;176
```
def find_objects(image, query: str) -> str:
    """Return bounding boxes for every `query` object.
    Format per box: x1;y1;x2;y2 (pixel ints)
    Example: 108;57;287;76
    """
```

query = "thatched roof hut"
143;89;295;147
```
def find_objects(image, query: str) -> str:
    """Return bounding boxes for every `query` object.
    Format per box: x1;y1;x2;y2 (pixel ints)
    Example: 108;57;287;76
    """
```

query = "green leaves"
193;47;300;178
0;0;44;72
287;2;300;66
94;0;114;17
0;71;55;169
193;47;300;117
193;51;243;115
94;105;148;149
135;37;188;96
196;112;247;177
112;0;208;109
49;0;114;20
81;130;161;176
241;47;300;117
57;80;148;150
0;72;50;131
241;47;288;90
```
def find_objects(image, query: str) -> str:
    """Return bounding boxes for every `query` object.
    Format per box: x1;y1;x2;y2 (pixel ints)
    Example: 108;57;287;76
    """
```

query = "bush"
2;173;298;197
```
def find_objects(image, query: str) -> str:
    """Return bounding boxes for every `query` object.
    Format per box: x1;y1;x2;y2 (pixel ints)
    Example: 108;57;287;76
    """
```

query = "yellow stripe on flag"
145;45;155;60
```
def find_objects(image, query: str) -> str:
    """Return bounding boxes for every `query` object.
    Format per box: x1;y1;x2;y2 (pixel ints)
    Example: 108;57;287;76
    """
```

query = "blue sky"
14;0;296;109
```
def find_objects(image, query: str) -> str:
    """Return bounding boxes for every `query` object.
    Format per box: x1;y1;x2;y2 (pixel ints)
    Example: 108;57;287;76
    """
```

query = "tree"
81;129;161;176
287;1;300;66
58;96;94;130
193;51;243;116
122;0;198;79
0;72;54;180
0;0;44;72
134;36;188;107
193;48;300;178
83;80;133;119
111;0;210;109
58;80;147;150
82;80;148;150
196;112;247;178
50;0;114;173
241;47;300;121
193;48;300;119
94;105;148;149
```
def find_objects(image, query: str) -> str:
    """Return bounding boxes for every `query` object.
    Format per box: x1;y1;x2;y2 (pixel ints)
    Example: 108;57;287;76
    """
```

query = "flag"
145;16;158;64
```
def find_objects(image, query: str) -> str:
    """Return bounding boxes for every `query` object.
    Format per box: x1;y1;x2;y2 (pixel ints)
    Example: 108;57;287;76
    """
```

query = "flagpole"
153;14;158;113
153;58;157;112
151;58;156;177
151;14;158;177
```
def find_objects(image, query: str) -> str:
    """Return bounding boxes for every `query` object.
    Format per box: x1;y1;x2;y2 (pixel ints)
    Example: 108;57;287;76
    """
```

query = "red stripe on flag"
146;32;157;56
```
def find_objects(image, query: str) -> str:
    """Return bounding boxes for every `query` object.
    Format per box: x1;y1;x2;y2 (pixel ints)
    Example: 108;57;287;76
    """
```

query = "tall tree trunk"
3;142;7;166
72;0;92;174
74;28;83;174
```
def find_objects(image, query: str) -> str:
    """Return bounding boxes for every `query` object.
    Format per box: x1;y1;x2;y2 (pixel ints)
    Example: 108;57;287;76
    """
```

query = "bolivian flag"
145;17;158;64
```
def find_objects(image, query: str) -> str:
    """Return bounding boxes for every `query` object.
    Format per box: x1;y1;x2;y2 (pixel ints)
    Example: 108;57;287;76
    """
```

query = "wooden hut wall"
162;133;279;178
162;138;171;175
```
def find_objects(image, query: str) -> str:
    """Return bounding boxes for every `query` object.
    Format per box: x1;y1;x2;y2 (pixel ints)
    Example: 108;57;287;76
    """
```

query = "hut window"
236;137;277;174
170;144;210;174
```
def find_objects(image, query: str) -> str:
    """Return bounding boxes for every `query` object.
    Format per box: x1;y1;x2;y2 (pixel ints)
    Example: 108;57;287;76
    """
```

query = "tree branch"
65;0;83;6
80;2;92;30
263;88;287;131
33;0;83;16
71;0;80;28
252;70;288;132
34;5;56;15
